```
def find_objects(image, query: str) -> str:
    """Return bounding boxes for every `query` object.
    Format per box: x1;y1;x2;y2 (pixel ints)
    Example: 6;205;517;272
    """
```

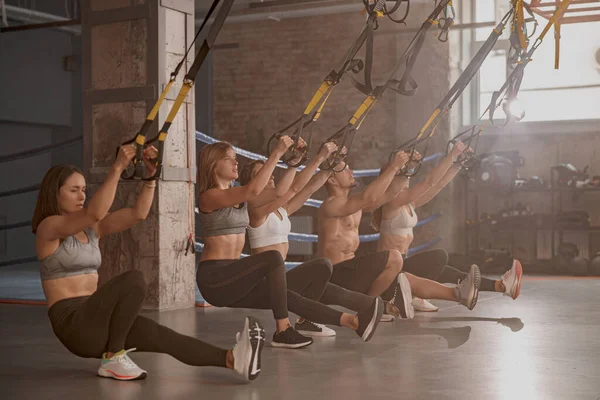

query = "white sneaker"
98;348;147;381
380;314;395;322
501;259;523;300
294;319;336;337
395;273;415;319
233;316;265;382
412;297;439;312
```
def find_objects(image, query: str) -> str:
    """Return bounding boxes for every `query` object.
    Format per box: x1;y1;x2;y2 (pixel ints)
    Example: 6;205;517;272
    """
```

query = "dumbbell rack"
463;168;600;271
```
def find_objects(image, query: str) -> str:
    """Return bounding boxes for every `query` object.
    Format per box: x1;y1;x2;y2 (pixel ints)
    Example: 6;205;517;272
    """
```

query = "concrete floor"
1;276;600;399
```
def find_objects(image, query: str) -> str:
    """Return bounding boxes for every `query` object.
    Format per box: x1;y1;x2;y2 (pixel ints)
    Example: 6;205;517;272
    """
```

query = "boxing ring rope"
0;131;445;269
194;236;442;269
0;184;41;198
0;136;82;164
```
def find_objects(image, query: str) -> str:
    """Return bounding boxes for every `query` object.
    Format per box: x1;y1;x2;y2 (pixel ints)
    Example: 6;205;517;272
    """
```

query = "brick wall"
211;2;456;254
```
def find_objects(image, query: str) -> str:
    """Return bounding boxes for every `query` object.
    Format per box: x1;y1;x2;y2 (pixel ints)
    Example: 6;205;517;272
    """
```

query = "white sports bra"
379;203;418;235
247;207;291;248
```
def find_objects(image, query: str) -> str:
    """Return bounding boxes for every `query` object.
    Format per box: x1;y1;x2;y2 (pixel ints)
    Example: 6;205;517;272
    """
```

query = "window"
469;1;600;124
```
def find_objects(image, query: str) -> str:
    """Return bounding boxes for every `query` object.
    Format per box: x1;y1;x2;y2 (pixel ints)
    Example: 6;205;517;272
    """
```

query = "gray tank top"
198;203;249;237
39;227;102;281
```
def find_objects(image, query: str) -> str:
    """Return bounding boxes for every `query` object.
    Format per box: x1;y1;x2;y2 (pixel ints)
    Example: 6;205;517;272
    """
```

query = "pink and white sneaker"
412;297;439;312
501;259;523;300
98;348;147;381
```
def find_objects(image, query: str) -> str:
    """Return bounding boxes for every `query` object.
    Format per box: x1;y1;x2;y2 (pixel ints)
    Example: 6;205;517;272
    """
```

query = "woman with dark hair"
34;144;265;382
196;137;383;349
239;143;393;336
372;143;523;312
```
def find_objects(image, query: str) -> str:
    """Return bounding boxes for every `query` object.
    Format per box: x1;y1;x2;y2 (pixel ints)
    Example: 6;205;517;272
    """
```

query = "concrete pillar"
82;0;196;310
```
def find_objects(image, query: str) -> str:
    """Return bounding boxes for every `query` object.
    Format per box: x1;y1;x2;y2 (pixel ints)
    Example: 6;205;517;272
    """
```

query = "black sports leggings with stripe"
196;250;373;326
48;270;228;366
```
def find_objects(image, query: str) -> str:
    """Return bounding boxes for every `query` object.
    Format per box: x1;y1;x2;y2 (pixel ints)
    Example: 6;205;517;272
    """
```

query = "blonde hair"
197;142;235;195
32;164;84;234
239;160;264;186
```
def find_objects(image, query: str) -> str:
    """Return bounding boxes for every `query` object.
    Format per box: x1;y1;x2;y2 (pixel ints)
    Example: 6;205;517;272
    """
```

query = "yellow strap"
349;96;375;125
355;100;377;129
361;2;384;17
164;83;192;126
516;0;528;49
417;108;441;139
148;80;175;120
428;109;448;138
313;88;334;122
303;80;332;116
538;0;571;41
136;135;146;145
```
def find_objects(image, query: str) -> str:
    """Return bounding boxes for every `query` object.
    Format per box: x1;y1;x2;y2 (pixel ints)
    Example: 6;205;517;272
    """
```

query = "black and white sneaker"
389;273;414;319
233;316;265;382
356;296;384;342
271;327;313;349
455;264;481;310
295;319;336;337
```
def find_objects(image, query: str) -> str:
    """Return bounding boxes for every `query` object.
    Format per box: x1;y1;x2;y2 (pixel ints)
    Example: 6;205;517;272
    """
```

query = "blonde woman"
196;137;383;349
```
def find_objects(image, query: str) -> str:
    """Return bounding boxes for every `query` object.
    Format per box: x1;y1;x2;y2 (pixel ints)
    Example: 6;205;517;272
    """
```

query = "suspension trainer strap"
267;0;391;167
321;1;451;172
119;0;224;180
488;0;571;126
144;0;235;180
384;0;452;97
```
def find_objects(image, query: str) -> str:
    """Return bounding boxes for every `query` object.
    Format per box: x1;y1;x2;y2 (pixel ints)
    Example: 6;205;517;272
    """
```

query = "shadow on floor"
415;316;525;332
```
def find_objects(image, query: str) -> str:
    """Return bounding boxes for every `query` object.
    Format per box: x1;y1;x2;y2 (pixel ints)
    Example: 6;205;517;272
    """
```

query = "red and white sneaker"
412;297;439;312
501;259;523;300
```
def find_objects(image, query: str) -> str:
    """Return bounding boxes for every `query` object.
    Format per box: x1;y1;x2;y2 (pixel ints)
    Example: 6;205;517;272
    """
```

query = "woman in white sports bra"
372;143;523;312
239;142;388;338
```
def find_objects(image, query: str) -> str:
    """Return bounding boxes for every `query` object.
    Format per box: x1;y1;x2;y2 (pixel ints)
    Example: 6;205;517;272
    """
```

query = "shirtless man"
318;144;479;320
318;151;414;320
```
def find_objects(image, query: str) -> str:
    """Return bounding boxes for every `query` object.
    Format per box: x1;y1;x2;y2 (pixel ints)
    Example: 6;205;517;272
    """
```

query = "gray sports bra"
39;227;102;281
198;203;249;237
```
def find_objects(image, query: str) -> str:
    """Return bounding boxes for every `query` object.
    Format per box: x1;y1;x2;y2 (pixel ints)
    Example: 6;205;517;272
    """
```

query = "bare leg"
404;272;457;302
340;314;359;330
276;318;292;333
495;280;505;292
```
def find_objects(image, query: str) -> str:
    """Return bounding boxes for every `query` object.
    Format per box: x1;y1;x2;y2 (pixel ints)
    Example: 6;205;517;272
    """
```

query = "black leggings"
403;249;496;292
47;270;228;366
196;251;348;326
331;251;397;301
330;249;497;299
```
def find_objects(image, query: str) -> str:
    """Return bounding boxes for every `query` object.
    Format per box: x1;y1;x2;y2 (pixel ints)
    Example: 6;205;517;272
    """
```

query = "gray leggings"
48;270;228;366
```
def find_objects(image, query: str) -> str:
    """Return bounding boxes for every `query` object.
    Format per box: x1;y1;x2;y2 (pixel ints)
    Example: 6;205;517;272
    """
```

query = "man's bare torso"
318;196;362;265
